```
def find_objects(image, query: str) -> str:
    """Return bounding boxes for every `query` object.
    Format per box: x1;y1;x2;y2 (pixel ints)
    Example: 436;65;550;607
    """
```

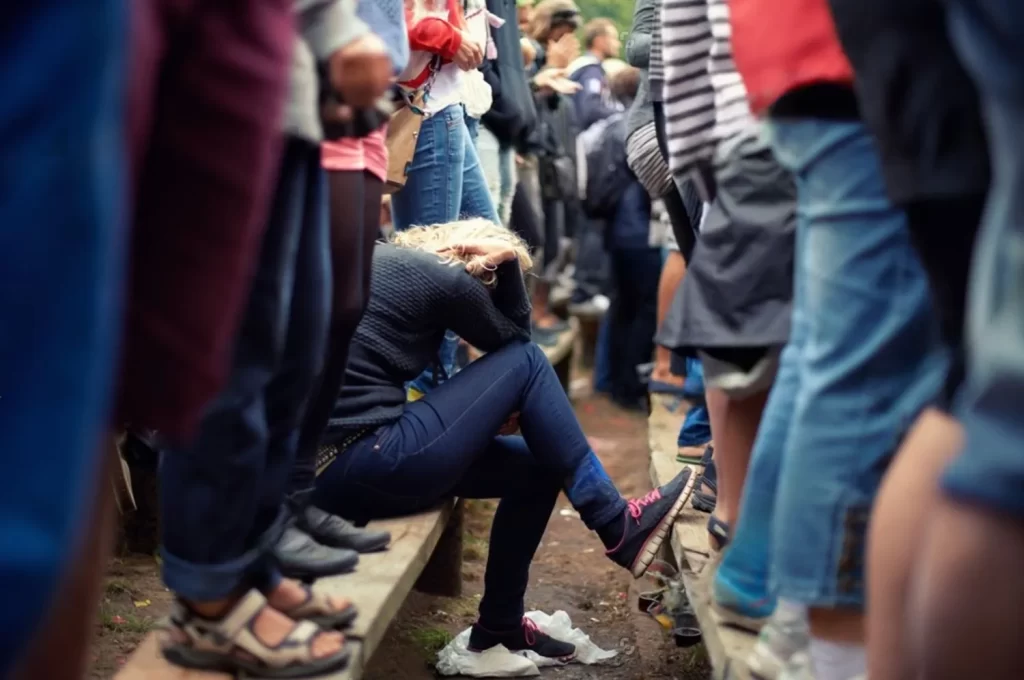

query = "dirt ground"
88;390;710;679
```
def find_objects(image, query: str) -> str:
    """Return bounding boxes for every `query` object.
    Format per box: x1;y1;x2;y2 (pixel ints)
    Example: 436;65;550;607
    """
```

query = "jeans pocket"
369;424;393;453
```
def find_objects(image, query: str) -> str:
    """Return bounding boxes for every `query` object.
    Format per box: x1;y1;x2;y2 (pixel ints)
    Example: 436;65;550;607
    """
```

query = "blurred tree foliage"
577;0;635;38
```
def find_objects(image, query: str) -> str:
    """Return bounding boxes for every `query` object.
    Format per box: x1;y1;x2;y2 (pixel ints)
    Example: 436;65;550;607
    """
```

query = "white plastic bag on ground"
436;610;618;677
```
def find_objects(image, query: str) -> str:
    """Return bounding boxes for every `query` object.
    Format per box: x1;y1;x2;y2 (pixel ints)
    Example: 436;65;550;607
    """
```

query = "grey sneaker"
747;604;810;680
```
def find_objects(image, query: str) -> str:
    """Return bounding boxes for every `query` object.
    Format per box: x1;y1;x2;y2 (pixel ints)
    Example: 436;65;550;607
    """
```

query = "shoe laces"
522;618;540;646
627;489;662;523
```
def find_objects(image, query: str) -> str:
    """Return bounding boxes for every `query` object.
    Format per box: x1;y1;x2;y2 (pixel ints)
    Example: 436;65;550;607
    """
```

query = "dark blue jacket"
567;56;619;131
608;179;652;250
482;0;538;150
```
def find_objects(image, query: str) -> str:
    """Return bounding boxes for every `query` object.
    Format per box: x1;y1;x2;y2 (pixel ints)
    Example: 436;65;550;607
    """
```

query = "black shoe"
468;619;576;661
606;467;694;578
275;526;359;581
300;506;391;554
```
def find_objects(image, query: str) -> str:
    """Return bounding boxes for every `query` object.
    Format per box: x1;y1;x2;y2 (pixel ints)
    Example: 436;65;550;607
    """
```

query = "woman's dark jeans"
313;341;627;630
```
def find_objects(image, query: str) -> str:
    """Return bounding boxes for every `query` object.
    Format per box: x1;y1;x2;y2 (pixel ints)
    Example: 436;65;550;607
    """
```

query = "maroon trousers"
119;0;294;441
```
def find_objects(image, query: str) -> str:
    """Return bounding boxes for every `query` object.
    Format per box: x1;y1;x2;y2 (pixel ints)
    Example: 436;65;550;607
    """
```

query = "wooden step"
115;505;453;680
647;394;756;680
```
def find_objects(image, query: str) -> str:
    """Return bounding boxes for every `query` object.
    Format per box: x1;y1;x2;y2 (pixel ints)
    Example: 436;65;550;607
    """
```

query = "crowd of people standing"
3;0;1024;679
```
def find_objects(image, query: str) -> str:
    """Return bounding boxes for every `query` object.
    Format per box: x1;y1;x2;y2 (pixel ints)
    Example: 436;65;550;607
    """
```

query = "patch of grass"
677;644;710;673
98;609;155;634
439;595;480;620
407;626;454;660
104;578;136;597
462;534;489;562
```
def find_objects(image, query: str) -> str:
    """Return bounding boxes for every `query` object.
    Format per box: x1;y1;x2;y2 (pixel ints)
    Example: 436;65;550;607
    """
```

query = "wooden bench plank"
540;316;578;367
648;394;756;680
115;506;451;680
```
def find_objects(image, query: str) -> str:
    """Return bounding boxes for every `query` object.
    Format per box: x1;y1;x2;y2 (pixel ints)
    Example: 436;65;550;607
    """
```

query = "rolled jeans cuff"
161;506;288;601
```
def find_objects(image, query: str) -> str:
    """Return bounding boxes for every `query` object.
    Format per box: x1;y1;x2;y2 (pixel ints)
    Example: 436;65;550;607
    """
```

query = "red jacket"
729;0;854;115
400;0;467;88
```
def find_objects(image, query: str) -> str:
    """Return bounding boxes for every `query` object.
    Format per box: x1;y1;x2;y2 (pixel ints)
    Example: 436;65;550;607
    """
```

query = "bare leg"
909;500;1024;680
706;387;767;548
653;251;686;386
866;408;961;680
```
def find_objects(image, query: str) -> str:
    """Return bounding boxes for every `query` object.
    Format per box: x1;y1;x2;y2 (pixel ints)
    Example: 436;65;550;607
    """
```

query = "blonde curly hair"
390;218;533;286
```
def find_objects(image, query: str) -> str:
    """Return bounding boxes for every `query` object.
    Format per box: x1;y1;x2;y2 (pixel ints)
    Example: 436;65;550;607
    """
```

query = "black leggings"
510;181;544;251
291;169;384;501
904;194;985;407
653;101;698;263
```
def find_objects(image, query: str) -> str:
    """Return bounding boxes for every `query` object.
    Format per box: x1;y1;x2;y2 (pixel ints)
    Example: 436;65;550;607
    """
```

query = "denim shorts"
764;118;947;606
941;0;1024;517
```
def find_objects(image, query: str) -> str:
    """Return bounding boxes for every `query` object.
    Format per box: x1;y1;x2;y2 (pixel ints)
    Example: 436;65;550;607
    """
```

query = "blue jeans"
594;315;613;394
718;119;946;608
941;0;1024;515
392;104;498;394
498;145;516;223
314;341;626;628
160;138;331;601
0;0;125;669
391;104;498;228
609;247;662;406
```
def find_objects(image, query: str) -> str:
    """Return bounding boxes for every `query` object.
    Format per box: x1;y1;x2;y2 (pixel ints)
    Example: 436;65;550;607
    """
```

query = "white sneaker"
777;651;816;680
747;605;810;680
567;294;610;317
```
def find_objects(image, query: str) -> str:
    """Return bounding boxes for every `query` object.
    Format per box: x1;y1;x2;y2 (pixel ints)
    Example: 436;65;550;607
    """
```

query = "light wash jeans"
392;104;498;229
940;0;1024;516
474;123;505;222
392;105;499;394
715;119;947;609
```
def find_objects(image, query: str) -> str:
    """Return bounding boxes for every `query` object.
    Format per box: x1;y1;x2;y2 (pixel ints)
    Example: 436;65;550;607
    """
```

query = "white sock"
775;598;807;619
809;637;866;680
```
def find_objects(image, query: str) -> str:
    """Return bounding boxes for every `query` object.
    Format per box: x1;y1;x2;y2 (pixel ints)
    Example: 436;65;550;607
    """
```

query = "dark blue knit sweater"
328;243;532;431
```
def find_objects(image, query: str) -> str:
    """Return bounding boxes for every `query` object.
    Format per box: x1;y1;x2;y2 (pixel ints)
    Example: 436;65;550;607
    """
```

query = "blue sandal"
707;515;730;552
692;458;717;513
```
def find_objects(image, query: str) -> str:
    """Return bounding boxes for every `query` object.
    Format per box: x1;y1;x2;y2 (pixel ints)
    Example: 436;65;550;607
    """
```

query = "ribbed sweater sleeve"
442;261;532;352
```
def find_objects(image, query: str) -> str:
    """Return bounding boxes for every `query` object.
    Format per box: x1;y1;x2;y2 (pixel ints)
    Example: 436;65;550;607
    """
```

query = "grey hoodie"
624;0;655;139
287;0;371;142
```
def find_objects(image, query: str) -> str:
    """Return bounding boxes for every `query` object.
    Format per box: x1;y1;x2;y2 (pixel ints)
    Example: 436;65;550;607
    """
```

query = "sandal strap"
217;589;270;639
171;592;335;667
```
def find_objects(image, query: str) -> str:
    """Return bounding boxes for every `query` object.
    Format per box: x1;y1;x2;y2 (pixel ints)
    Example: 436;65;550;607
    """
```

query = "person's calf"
909;499;1024;680
866;408;962;680
704;387;767;548
807;607;866;680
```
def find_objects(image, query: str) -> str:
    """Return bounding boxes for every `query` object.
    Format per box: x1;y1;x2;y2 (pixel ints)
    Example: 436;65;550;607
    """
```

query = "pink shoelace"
522;617;541;646
626;488;662;523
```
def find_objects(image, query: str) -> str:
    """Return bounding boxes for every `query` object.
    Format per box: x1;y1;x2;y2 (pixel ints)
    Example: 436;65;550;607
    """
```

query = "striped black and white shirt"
661;0;757;190
649;0;664;102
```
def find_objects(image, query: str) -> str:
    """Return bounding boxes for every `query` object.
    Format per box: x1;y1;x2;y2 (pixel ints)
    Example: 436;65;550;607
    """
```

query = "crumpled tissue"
436;610;618;677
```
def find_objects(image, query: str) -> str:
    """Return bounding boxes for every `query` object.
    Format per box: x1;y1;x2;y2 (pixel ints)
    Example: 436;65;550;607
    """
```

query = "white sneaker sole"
630;466;700;578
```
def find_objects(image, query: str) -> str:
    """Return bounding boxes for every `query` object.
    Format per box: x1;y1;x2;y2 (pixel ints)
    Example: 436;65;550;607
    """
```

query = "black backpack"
579;114;631;220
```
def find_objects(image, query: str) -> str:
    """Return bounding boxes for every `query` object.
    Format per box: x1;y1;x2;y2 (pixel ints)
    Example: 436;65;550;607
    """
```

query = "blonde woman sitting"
312;219;692;660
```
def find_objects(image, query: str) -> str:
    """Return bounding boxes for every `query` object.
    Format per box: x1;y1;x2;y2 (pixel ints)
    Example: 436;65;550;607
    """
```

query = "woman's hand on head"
443;242;518;275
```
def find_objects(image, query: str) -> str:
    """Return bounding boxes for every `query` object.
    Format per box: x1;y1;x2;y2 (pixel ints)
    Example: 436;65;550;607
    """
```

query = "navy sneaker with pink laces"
468;618;576;661
605;467;694;577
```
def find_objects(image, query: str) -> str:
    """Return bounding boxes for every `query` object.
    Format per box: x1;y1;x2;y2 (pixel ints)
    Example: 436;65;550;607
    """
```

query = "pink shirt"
321;127;388;180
